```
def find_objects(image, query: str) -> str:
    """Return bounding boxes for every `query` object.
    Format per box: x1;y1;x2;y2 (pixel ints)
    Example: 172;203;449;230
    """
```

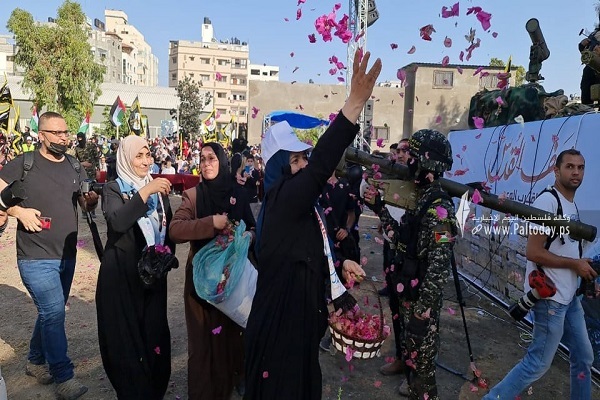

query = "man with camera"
0;111;98;400
484;149;596;400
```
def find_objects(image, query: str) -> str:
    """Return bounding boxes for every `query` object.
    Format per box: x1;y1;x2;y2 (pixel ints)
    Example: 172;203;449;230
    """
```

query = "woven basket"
329;282;386;359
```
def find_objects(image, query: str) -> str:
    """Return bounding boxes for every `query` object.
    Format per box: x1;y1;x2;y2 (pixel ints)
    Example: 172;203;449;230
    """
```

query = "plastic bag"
192;220;252;304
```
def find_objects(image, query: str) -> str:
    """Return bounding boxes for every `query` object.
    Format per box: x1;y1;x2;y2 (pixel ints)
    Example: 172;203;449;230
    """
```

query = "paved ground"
0;195;598;399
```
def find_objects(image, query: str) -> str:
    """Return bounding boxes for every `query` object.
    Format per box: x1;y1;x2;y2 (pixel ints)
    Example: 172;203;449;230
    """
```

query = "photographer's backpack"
21;151;81;180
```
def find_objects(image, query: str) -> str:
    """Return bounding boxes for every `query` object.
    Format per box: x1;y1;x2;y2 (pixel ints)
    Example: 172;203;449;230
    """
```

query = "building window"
232;93;246;101
374;126;390;140
200;74;210;81
270;70;278;77
171;73;176;80
172;57;177;64
217;59;228;66
233;59;247;68
189;72;194;78
217;92;227;99
433;70;453;88
217;75;228;83
250;69;260;76
480;74;499;89
217;108;227;115
239;108;247;116
201;57;210;64
189;56;195;61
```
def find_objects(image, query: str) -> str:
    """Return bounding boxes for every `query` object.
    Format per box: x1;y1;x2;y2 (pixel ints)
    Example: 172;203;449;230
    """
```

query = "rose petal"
435;205;448;219
407;45;416;54
471;189;483;205
212;326;222;335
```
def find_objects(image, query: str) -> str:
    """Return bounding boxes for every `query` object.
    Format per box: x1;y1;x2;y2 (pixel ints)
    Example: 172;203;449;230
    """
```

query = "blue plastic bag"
193;220;251;303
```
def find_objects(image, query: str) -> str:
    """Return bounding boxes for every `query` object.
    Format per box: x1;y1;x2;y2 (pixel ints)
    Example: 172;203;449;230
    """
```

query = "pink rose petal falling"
390;43;398;50
419;24;436;41
435;206;448;219
374;380;382;388
441;56;450;66
410;279;419;288
435;115;442;124
472;116;484;129
262;371;269;378
471;189;483;205
296;8;302;20
407;45;416;54
441;2;460;18
376;138;384;148
476;10;492;31
212;326;222;335
492;32;498;38
444;37;452;48
215;72;222;81
345;346;353;362
396;283;405;293
308;33;316;43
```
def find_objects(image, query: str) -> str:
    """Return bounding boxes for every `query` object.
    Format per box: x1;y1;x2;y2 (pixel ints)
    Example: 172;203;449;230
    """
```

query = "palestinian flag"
109;96;126;127
78;111;91;134
434;231;452;243
29;105;39;137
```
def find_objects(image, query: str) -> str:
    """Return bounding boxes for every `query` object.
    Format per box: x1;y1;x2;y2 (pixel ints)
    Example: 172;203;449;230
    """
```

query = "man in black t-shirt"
0;112;98;400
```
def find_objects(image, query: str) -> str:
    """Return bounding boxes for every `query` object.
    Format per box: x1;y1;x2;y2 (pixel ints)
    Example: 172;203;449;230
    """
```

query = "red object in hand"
528;269;557;298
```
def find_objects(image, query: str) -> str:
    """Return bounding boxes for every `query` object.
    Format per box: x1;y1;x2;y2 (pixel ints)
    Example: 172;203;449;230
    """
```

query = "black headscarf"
196;142;233;218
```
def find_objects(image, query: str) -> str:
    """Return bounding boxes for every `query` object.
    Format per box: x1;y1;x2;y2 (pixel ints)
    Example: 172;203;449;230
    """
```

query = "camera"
80;180;104;195
0;180;27;211
508;269;556;321
577;257;600;299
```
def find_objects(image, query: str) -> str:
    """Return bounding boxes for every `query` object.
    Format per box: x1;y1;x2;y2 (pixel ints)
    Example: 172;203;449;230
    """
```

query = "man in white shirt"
484;149;596;400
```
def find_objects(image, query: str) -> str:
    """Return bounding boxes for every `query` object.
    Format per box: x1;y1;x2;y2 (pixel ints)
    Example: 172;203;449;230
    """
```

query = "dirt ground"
0;195;598;400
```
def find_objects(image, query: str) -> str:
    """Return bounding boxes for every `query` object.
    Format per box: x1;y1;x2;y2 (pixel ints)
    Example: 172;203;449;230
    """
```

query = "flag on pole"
109;96;126;127
29;105;39;137
78;111;91;135
128;96;143;136
0;78;12;134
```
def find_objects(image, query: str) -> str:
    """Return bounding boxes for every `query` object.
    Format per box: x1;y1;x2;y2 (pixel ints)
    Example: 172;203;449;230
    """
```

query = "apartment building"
168;18;250;131
104;9;159;87
0;35;18;77
249;64;280;82
88;22;123;84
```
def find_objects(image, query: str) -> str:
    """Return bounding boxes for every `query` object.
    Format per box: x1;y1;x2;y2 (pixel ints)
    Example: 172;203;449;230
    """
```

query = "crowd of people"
0;49;596;400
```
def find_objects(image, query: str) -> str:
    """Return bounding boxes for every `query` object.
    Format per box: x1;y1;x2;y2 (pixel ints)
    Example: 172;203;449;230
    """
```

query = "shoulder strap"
21;151;34;180
65;154;81;174
538;187;564;249
21;152;81;181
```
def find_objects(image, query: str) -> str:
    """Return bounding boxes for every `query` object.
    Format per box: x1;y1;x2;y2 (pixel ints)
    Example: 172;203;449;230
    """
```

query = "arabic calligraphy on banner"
447;114;598;209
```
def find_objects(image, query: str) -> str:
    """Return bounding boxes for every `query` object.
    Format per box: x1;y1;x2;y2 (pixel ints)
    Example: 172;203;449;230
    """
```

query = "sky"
0;0;598;97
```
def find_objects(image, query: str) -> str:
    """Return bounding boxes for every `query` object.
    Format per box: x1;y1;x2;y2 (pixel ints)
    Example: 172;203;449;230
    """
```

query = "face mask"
48;142;68;156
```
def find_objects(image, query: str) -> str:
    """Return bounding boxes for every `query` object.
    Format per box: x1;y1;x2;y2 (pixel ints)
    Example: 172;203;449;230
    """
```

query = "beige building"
104;9;159;87
0;35;18;77
168;17;250;134
247;63;517;145
88;28;123;84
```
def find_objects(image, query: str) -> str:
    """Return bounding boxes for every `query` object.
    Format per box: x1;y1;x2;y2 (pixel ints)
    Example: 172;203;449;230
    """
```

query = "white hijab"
116;135;152;189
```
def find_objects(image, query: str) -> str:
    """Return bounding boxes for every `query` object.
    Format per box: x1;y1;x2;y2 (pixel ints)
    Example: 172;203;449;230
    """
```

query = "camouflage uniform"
371;130;457;400
75;143;100;180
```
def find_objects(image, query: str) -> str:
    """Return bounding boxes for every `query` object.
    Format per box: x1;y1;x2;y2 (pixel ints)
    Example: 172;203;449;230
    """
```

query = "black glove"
406;314;429;347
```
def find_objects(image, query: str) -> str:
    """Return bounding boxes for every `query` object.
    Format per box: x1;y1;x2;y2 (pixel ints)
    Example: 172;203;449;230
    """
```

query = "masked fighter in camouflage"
365;129;457;399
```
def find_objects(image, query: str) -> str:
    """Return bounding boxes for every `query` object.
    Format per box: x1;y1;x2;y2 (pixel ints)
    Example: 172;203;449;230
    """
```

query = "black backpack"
21;150;81;180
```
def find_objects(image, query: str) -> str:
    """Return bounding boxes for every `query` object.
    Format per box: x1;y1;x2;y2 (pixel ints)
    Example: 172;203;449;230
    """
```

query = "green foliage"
175;76;212;140
7;0;105;132
488;57;526;86
95;105;131;138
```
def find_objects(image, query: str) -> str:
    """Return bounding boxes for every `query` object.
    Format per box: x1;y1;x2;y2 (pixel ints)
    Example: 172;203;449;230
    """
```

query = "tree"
489;57;526;86
7;1;105;132
95;105;131;138
175;76;212;140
